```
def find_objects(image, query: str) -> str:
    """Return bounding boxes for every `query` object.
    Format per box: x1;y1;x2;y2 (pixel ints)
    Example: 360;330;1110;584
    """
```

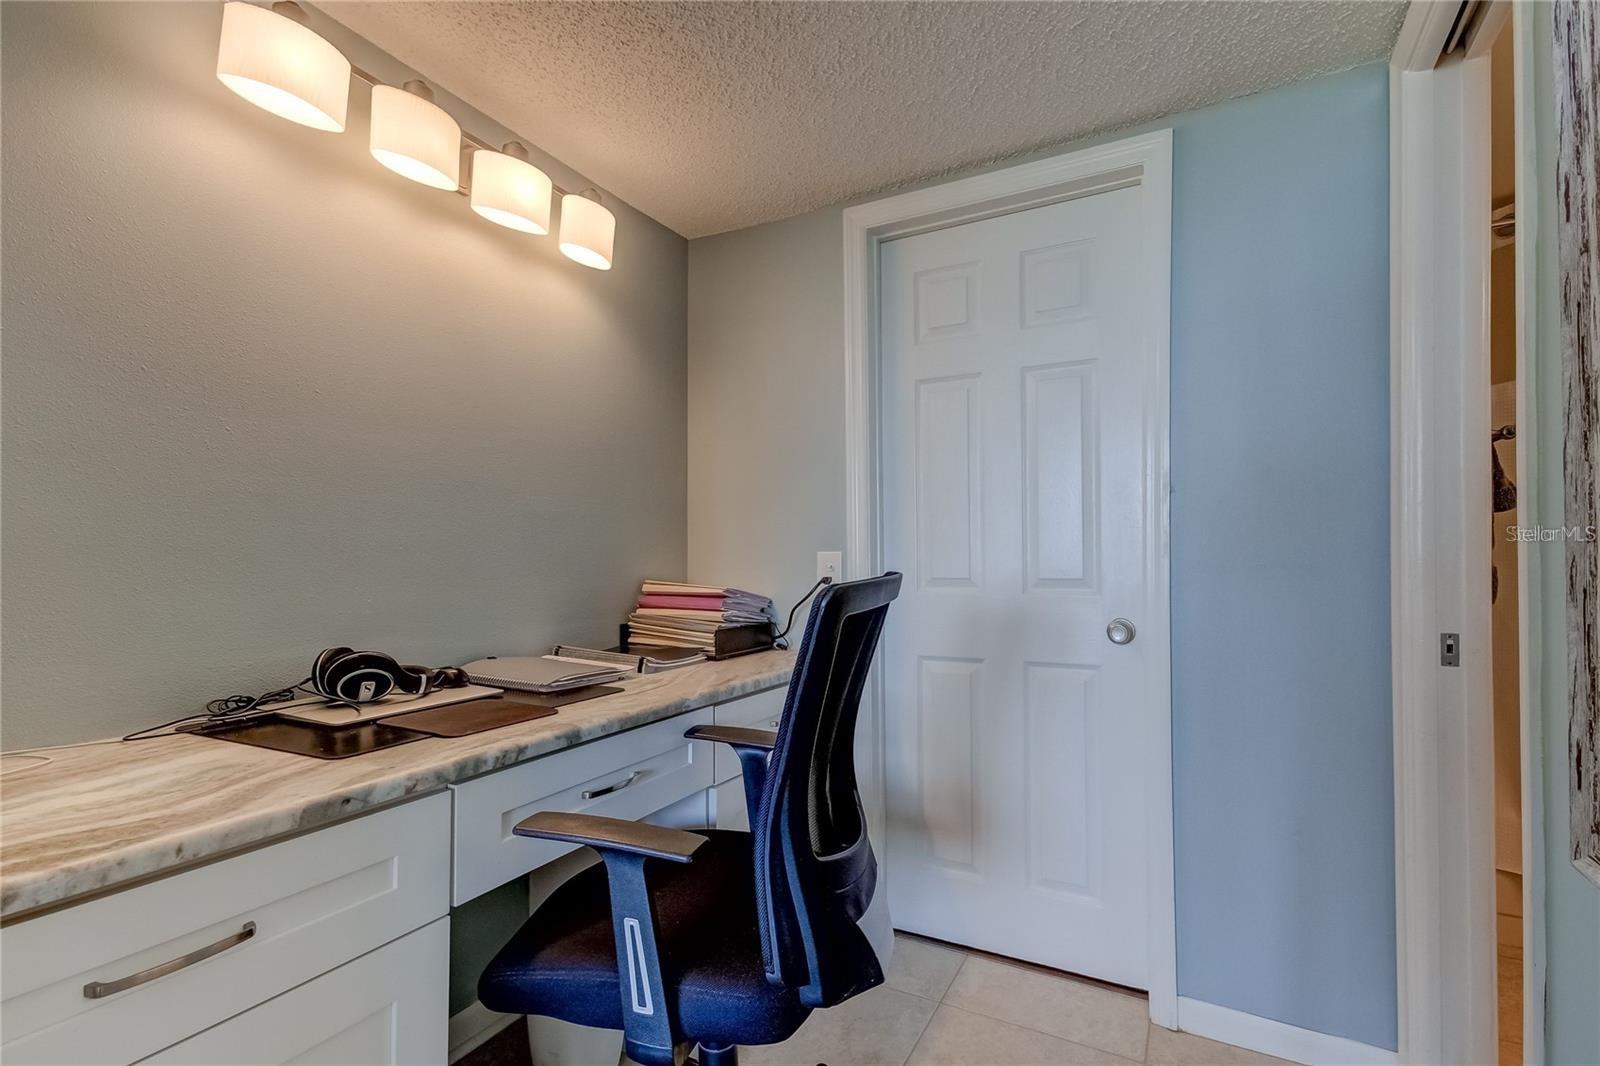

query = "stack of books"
625;580;777;652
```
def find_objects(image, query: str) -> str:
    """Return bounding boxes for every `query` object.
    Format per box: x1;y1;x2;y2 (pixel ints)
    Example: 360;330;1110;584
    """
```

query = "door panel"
1024;363;1095;589
915;375;982;587
917;656;982;871
1023;661;1096;895
882;187;1153;988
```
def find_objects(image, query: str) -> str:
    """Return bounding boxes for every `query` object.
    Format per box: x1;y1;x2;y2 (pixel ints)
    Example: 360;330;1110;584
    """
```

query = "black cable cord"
122;678;313;742
774;576;832;650
203;681;308;719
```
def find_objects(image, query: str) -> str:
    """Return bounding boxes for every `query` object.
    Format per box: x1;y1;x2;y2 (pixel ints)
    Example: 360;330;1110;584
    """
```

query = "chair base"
617;1041;735;1066
694;1044;738;1066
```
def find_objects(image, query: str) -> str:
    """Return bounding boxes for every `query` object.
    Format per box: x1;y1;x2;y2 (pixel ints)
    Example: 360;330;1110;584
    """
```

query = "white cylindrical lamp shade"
470;150;553;234
369;85;461;191
216;1;351;133
559;193;616;270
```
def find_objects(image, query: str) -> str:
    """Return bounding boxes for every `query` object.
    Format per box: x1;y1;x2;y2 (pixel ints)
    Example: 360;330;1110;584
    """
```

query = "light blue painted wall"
689;63;1397;1049
1166;66;1396;1049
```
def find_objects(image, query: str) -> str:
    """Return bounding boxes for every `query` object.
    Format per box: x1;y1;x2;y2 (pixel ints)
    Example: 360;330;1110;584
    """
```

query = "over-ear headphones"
309;647;468;704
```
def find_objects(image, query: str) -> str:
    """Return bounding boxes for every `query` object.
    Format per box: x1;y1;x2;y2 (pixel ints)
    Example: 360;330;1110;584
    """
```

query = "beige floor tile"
941;955;1147;1061
740;984;938;1066
1145;1024;1295;1066
906;1005;1138;1066
887;934;967;1001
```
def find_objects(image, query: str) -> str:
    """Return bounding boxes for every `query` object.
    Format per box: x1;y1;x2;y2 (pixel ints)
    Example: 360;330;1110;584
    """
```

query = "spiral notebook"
549;644;705;673
461;656;627;693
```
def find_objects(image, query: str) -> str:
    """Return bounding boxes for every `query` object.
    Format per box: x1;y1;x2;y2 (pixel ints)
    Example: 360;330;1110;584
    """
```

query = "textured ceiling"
323;1;1405;238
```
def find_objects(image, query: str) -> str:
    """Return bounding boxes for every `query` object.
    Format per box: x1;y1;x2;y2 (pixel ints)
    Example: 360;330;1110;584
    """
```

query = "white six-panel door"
881;186;1155;988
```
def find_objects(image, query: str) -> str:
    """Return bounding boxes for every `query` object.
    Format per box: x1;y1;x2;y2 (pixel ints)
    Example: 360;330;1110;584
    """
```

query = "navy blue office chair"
479;573;903;1066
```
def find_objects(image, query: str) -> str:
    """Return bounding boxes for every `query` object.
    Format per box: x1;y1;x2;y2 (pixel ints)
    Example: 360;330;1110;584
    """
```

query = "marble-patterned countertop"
0;650;796;921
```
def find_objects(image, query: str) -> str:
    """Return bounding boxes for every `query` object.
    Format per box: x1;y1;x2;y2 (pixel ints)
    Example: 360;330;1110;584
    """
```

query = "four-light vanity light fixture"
215;0;616;270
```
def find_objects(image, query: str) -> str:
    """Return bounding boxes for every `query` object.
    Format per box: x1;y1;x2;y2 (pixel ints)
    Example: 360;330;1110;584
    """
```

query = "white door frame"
1389;3;1546;1063
1506;8;1549;1063
841;129;1177;1028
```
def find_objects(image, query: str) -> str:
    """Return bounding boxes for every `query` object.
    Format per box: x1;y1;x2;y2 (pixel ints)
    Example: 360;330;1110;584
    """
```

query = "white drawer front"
450;708;714;905
1;793;450;1065
141;918;448;1065
710;687;788;783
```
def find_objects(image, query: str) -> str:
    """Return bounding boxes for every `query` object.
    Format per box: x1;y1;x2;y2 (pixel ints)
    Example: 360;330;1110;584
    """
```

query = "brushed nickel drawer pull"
83;921;256;999
582;770;643;801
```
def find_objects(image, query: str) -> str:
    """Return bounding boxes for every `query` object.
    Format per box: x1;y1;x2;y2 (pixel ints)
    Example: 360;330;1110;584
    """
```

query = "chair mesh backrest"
751;572;902;1008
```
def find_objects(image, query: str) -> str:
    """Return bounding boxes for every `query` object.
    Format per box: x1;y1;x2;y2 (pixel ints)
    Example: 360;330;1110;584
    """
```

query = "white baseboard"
1175;997;1398;1066
449;1000;519;1063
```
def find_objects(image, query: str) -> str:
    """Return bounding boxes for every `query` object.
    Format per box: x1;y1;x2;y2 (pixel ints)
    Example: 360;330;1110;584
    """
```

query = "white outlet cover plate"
817;551;843;581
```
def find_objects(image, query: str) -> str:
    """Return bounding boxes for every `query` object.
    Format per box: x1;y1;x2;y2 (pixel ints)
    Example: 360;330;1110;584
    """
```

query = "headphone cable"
121;677;313;742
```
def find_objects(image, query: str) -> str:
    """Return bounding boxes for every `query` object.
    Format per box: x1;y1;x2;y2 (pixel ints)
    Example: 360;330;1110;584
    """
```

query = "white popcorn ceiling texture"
323;1;1405;238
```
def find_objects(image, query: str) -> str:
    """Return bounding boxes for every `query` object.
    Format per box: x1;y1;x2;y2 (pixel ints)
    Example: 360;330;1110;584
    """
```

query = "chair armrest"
686;724;778;828
512;810;706;863
513;811;705;1065
684;723;779;751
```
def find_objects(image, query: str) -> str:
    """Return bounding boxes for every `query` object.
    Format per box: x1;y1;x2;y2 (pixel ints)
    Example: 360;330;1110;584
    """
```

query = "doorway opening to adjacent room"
1389;3;1542;1064
841;131;1177;1028
1484;19;1525;1066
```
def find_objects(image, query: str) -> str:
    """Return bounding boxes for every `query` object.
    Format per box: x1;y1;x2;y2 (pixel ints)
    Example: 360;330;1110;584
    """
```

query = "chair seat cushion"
478;830;812;1048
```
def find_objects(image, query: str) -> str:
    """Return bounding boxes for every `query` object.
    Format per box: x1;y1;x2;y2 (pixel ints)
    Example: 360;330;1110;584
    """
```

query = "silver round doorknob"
1106;618;1137;645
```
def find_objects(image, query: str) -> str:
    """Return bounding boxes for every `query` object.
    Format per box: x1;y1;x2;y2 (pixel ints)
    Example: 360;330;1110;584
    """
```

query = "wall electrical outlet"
816;551;843;583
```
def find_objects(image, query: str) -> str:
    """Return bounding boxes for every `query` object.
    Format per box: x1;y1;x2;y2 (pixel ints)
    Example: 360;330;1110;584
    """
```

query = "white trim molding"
1392;0;1467;73
1387;2;1548;1060
1389;45;1498;1066
1509;4;1548;1061
448;1000;518;1064
1176;998;1399;1066
841;129;1177;1028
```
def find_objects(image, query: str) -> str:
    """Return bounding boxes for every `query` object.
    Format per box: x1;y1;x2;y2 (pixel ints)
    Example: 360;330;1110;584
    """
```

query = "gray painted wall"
688;64;1396;1049
1;2;689;750
1528;8;1600;1061
687;209;847;614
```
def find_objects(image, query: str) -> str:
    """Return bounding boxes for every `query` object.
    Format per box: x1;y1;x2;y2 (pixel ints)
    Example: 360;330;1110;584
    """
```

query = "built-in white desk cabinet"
0;796;452;1065
450;707;716;906
0;653;794;1066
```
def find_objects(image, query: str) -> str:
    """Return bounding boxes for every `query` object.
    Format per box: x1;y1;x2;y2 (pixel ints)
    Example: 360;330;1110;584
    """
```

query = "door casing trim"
841;129;1176;1027
1388;3;1545;1062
